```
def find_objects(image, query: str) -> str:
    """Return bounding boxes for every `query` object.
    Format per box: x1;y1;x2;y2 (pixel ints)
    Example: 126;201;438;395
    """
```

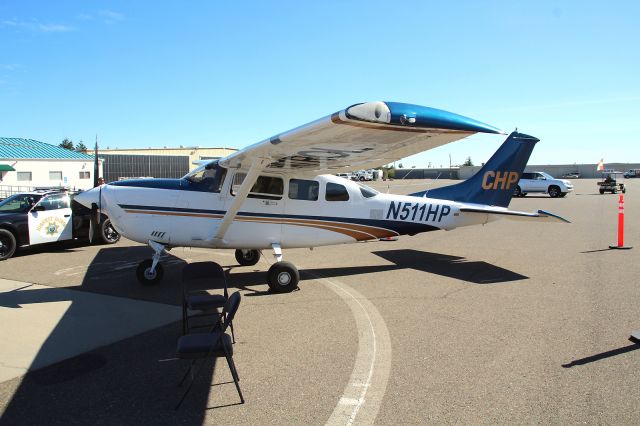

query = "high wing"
218;101;505;174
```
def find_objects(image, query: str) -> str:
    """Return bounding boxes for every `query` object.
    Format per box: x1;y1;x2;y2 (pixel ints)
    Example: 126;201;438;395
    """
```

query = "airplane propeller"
88;186;102;244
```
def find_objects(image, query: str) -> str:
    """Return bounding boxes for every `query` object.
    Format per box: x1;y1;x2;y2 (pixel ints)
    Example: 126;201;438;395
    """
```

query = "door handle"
64;214;71;217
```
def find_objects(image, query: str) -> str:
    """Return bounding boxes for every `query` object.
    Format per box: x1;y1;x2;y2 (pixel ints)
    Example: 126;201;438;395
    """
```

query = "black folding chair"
175;292;243;409
181;262;235;342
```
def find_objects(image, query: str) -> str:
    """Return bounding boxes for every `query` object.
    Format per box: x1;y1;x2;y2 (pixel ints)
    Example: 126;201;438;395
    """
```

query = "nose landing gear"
136;240;166;285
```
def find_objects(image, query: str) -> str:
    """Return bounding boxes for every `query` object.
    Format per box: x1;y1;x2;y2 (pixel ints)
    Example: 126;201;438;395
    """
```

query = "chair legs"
175;350;244;409
224;348;244;404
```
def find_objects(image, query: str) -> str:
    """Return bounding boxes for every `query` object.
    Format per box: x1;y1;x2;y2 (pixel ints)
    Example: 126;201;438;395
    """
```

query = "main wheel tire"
548;185;561;198
100;219;121;244
235;249;260;266
267;261;299;293
0;229;17;261
514;186;522;197
136;259;164;285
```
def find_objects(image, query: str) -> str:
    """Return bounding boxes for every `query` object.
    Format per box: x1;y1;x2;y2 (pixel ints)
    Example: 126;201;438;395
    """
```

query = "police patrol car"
0;189;120;260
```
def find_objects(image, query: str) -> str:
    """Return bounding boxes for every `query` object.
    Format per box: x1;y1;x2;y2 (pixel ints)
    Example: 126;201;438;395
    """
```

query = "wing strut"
211;158;270;243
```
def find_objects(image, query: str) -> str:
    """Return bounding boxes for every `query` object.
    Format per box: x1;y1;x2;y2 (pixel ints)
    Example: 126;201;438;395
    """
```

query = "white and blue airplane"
75;101;569;292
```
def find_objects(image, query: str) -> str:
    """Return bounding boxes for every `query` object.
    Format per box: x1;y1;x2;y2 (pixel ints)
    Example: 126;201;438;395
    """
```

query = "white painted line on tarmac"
307;273;392;426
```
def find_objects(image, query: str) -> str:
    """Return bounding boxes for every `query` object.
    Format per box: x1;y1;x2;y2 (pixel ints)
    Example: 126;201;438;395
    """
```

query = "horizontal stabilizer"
460;207;570;223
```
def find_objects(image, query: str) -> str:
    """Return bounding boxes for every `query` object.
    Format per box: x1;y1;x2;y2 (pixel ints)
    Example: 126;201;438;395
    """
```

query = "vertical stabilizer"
410;132;539;207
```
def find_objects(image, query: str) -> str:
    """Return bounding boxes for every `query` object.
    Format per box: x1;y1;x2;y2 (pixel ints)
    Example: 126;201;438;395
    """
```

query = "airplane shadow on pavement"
0;246;526;423
0;246;225;424
222;248;528;297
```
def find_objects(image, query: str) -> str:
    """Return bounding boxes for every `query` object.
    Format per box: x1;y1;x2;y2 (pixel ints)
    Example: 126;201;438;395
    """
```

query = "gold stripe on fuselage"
122;209;397;241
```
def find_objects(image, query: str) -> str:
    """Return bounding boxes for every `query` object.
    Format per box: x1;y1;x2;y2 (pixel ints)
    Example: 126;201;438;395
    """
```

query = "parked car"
0;189;120;260
624;169;640;178
514;171;573;198
336;173;353;180
562;172;580;179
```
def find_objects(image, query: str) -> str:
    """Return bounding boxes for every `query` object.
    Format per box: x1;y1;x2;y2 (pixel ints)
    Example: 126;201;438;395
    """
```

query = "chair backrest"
182;261;228;298
182;261;224;281
219;292;241;333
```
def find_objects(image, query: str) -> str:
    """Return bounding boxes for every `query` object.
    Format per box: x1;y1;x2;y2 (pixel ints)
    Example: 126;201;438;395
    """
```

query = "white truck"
354;169;374;181
514;171;573;198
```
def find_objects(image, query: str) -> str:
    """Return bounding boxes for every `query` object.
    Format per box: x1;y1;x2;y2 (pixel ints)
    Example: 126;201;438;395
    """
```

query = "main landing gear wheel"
267;261;299;293
136;259;164;285
235;249;260;266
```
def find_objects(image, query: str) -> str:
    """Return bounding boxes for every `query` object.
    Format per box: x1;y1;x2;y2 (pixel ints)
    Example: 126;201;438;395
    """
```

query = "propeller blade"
89;202;99;243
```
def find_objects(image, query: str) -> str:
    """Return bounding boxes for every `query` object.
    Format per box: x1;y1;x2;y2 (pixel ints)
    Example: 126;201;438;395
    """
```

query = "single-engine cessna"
75;101;569;292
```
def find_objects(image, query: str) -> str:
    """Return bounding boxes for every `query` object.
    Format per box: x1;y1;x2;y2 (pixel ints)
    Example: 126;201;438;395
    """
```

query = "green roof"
0;137;95;160
0;164;16;171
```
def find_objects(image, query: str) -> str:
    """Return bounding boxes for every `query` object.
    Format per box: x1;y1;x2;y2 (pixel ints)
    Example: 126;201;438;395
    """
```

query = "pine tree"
59;138;75;150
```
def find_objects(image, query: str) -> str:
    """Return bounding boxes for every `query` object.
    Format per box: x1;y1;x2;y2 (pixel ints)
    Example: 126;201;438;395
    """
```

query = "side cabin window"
326;182;349;201
231;173;284;200
183;161;227;192
288;179;319;201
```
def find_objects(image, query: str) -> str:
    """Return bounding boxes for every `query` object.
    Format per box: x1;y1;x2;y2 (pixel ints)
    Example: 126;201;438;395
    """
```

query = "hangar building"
0;137;102;197
86;147;237;183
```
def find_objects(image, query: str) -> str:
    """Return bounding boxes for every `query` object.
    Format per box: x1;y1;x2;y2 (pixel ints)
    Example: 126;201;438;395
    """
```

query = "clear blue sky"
1;1;638;168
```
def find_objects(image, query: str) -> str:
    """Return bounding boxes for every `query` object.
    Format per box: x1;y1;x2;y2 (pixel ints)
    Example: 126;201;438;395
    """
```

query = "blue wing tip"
383;101;504;134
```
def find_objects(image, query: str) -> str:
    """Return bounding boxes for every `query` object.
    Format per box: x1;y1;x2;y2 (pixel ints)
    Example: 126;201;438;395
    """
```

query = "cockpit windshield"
183;161;227;192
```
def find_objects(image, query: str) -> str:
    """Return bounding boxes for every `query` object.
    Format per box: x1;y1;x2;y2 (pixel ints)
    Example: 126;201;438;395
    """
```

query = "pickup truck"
0;189;120;260
514;171;573;198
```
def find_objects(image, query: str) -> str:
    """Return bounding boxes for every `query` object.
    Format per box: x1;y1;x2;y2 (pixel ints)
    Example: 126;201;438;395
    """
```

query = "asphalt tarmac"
0;178;639;424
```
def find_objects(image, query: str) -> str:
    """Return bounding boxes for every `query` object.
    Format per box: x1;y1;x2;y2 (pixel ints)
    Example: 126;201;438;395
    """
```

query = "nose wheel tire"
235;249;261;266
267;261;299;293
136;259;164;285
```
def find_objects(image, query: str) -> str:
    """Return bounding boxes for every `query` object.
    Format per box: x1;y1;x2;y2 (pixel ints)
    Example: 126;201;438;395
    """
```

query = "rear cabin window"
288;179;319;201
325;182;349;201
232;173;284;200
358;184;378;198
